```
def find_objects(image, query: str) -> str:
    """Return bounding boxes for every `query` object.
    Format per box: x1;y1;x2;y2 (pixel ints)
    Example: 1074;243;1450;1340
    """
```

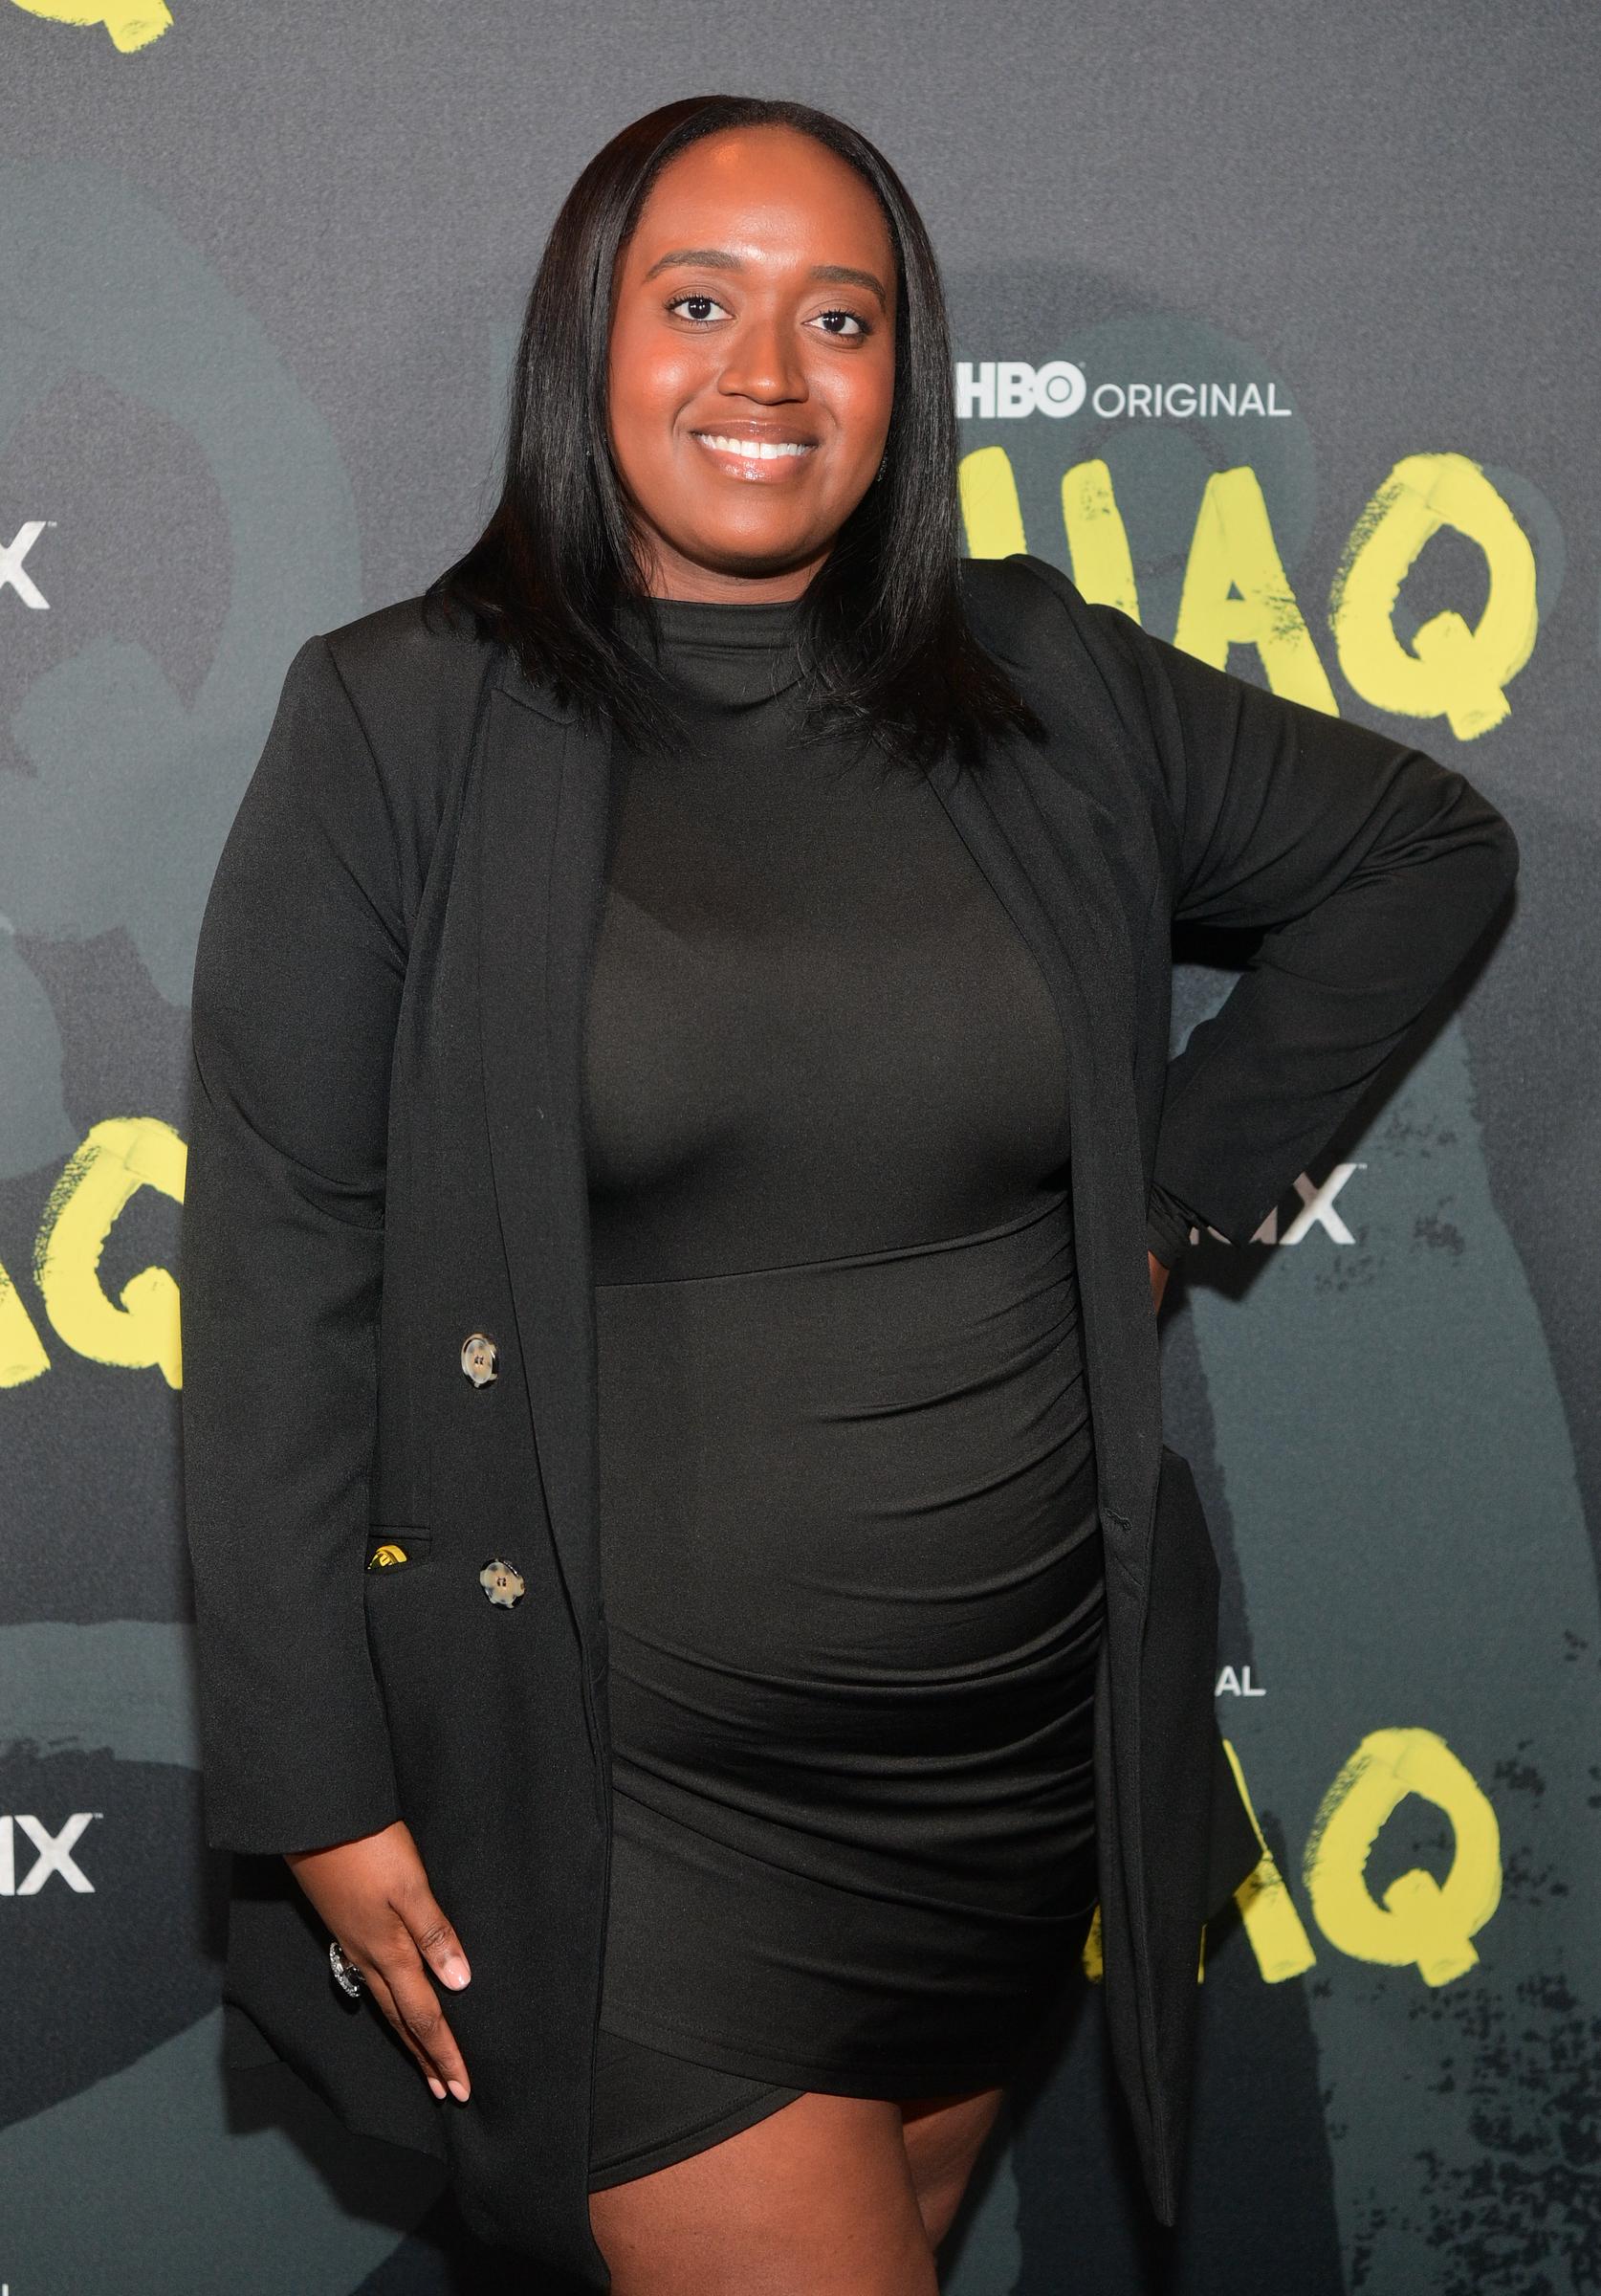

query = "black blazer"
180;553;1517;2282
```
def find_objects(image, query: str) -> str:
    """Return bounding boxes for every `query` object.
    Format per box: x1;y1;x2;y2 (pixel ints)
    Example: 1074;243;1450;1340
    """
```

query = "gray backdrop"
5;3;1596;2288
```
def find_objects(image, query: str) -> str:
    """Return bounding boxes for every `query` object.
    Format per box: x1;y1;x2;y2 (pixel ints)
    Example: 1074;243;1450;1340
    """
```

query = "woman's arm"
1017;557;1520;1260
180;633;408;1857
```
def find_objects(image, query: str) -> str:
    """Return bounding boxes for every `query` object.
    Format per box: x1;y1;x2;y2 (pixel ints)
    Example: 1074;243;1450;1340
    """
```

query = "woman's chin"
653;528;830;588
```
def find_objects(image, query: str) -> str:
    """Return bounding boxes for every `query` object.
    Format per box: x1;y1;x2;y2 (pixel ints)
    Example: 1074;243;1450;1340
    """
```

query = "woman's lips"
691;430;818;479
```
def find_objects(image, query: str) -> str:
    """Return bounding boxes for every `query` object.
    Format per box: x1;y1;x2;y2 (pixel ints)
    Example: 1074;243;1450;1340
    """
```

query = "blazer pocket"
364;1529;433;1575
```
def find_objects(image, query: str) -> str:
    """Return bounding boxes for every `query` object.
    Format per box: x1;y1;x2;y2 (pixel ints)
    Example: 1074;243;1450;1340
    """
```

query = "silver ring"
329;1938;364;1997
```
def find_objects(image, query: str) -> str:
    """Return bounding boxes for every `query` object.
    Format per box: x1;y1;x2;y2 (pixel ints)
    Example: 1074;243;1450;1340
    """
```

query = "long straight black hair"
427;95;1042;773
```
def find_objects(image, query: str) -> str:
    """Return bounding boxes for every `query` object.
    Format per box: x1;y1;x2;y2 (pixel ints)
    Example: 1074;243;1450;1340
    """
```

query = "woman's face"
607;124;898;601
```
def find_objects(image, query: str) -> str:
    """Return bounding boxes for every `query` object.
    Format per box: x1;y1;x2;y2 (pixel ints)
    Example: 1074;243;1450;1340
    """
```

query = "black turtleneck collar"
617;591;807;714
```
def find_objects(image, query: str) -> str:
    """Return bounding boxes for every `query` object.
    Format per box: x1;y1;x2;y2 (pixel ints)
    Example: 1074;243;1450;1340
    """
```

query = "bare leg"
898;2086;1008;2250
588;2089;941;2296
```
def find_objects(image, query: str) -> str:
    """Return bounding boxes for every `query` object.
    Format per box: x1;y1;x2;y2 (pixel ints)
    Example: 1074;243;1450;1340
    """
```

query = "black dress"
581;594;1105;2189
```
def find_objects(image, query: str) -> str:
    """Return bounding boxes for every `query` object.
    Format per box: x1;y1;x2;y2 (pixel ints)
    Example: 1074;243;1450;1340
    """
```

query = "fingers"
292;1825;475;2103
354;1921;471;2101
400;1881;473;1997
391;1876;473;2100
381;1948;472;2102
342;1888;473;2102
358;1956;453;2100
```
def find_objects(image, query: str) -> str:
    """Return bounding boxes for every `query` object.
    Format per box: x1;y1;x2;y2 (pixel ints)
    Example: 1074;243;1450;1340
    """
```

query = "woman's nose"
717;315;806;403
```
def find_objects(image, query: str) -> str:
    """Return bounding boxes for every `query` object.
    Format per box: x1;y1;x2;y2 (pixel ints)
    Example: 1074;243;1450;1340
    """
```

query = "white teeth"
697;433;810;461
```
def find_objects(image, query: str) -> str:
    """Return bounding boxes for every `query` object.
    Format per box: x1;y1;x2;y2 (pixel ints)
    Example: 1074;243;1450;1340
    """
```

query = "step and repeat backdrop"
4;3;1596;2290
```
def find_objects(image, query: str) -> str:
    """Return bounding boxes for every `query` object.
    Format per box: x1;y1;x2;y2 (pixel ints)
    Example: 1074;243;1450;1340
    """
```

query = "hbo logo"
954;361;1086;420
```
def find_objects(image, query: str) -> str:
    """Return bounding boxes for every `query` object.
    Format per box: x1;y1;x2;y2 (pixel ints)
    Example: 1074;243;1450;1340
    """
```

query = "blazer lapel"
926;740;1163;1599
476;652;613;1645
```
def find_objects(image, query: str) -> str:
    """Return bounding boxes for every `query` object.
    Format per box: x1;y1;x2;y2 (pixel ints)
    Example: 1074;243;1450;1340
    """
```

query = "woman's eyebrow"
641;247;888;311
811;262;889;311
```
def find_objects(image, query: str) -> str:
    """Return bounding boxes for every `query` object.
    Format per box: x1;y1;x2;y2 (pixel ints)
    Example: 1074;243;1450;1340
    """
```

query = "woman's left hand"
1148;1249;1170;1314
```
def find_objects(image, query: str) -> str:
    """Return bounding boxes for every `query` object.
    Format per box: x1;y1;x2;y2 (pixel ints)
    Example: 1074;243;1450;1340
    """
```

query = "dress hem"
595;1991;1075;2097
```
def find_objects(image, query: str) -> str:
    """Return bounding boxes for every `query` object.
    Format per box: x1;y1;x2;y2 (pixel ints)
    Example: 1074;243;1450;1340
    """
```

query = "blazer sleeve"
1015;557;1521;1256
180;633;407;1857
1145;1178;1204;1269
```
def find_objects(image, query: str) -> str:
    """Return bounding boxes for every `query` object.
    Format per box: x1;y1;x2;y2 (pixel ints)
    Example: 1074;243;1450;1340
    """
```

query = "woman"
180;95;1518;2293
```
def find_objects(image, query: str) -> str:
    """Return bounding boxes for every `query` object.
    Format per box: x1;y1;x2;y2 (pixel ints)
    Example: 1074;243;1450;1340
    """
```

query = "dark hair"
427;95;1042;773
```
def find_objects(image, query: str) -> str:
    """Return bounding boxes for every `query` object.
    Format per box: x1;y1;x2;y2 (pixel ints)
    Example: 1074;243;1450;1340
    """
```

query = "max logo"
7;3;173;55
1;1812;98;1894
0;521;53;608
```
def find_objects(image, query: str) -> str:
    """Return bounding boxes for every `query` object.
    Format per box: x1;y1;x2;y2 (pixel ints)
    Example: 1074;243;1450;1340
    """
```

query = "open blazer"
181;552;1518;2283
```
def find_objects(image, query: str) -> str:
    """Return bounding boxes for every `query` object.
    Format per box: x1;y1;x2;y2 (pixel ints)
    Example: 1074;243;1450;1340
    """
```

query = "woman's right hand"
284;1819;473;2102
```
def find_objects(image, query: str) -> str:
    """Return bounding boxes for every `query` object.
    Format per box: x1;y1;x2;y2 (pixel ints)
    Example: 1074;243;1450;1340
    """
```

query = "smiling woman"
182;83;1518;2296
425;101;1098;2294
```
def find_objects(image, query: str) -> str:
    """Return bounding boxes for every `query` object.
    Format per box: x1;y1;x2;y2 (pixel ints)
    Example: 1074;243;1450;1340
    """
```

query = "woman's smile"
690;426;820;478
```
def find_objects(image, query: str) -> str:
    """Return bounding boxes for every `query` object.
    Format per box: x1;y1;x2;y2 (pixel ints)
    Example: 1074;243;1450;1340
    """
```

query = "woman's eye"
666;293;731;323
662;296;871;339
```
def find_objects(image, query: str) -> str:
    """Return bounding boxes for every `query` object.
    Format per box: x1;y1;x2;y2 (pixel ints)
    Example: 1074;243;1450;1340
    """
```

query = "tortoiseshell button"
479;1558;525;1608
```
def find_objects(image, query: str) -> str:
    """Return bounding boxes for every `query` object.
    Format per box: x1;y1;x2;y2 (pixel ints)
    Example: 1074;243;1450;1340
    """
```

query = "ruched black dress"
581;594;1105;2189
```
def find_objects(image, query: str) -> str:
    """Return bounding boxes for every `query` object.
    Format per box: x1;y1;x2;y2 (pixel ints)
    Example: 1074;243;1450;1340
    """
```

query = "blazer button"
461;1332;497;1387
479;1558;526;1608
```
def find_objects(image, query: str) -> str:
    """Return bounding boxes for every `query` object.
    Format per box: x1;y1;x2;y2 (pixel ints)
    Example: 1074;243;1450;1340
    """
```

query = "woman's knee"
587;2089;939;2296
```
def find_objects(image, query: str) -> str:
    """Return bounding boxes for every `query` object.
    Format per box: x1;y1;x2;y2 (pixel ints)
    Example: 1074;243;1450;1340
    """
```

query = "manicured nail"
443;1958;471;1989
427;2075;447;2100
448;2079;470;2103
